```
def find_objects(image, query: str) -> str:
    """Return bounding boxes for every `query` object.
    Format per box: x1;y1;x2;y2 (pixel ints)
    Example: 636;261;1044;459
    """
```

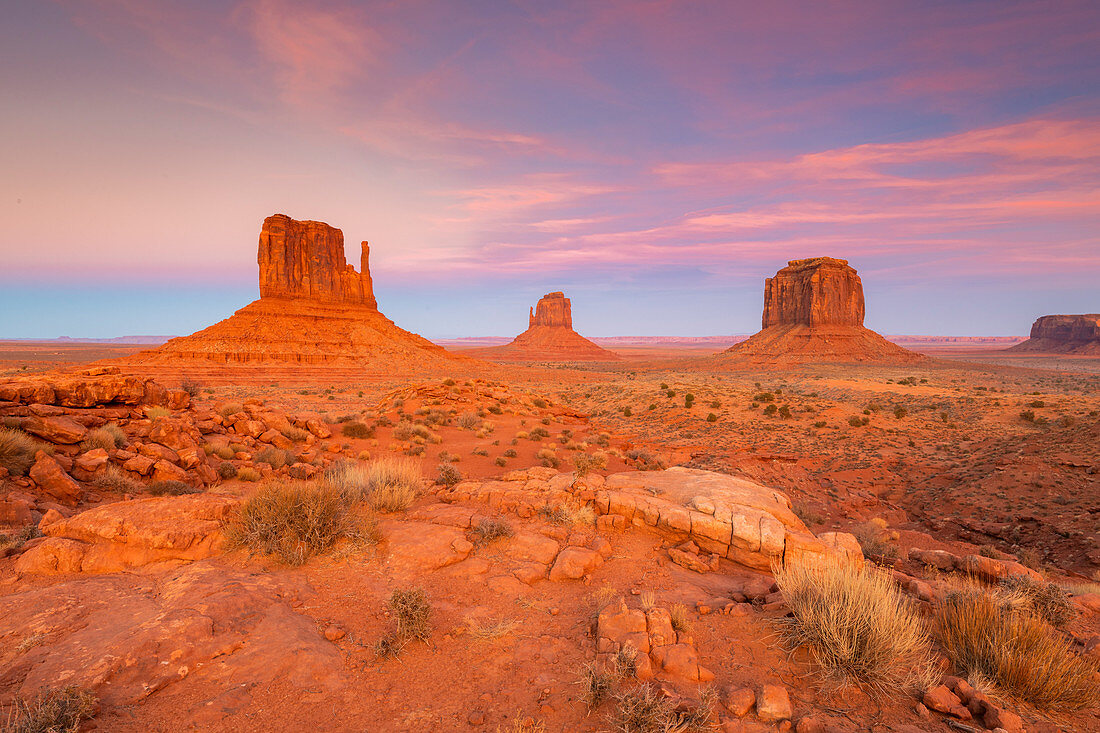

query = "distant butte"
1008;314;1100;355
129;214;464;366
718;257;923;364
474;292;621;362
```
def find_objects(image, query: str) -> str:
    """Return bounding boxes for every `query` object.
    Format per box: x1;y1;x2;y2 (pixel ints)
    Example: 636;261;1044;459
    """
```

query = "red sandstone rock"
721;258;922;365
757;684;792;722
28;454;82;505
258;214;376;306
475;292;621;362
21;415;87;444
1009;314;1100;355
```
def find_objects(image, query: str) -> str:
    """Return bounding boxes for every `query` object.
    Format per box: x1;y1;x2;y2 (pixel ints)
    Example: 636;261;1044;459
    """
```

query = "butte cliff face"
720;257;921;364
130;215;463;367
475;292;620;362
1008;314;1100;355
258;215;375;306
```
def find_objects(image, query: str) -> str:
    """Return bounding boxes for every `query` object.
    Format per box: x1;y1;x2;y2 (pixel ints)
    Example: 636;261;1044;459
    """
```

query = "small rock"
323;625;345;642
756;684;791;722
724;687;755;717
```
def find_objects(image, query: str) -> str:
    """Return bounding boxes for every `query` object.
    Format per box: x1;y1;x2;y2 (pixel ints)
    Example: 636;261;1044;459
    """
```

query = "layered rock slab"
473;292;620;362
1008;314;1100;355
127;214;465;367
720;257;922;364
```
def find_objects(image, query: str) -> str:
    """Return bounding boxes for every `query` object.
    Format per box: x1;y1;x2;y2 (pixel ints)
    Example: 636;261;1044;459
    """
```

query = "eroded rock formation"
258;214;375;306
1009;314;1100;355
128;214;463;367
720;257;922;364
474;292;620;362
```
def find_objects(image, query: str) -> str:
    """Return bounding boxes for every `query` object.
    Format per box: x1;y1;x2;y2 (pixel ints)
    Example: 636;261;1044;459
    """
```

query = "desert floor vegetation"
224;479;377;565
934;586;1098;711
3;685;97;733
0;427;50;477
774;561;933;690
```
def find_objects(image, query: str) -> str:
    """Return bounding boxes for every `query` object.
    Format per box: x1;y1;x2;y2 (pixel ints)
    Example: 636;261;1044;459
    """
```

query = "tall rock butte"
720;257;922;364
1008;314;1100;355
130;215;464;367
474;292;620;361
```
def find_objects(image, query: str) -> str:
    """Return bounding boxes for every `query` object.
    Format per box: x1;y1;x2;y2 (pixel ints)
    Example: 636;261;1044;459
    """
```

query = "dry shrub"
217;403;243;418
217;461;237;479
341;421;374;439
774;561;933;690
389;587;432;640
457;412;481;430
147;479;199;496
611;682;714;732
4;685;97;733
572;451;608;477
998;575;1076;629
144;406;171;420
578;663;615;709
852;518;898;562
0;428;49;477
224;480;360;565
669;603;692;634
436;462;462;487
93;464;143;493
213;444;236;460
472;516;514;544
80;423;126;452
935;588;1098;710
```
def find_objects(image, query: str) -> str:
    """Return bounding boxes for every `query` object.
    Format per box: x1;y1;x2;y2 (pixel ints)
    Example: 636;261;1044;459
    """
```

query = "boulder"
15;493;239;574
28;453;82;505
21;415;87;444
548;545;602;580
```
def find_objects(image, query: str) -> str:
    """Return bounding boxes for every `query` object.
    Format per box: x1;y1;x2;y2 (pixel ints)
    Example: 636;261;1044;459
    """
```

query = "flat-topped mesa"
1009;314;1100;354
529;291;572;328
258;214;376;307
719;256;922;365
762;257;865;328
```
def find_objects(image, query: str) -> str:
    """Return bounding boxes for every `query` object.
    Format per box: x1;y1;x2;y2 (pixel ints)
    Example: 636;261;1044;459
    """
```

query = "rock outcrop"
473;292;620;362
719;257;922;364
258;214;375;306
1008;314;1100;355
127;214;464;368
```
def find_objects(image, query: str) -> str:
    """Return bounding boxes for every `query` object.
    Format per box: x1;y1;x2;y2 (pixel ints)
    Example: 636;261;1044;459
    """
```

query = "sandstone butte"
128;214;466;367
473;291;621;362
1008;314;1100;355
719;257;923;364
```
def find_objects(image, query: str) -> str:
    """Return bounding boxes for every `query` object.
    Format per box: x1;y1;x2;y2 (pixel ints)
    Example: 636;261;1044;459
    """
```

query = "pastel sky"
2;0;1098;339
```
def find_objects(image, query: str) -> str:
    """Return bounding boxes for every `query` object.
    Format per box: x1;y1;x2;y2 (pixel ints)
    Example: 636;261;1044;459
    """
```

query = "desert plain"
0;216;1097;733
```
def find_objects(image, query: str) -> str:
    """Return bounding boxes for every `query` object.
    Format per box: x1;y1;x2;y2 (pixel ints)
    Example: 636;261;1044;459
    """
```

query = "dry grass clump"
998;575;1076;629
144;406;171;420
147;479;200;496
237;466;261;482
280;425;309;442
774;561;933;690
669;603;692;634
0;427;50;477
224;480;366;565
472;516;514;544
935;588;1098;710
212;444;236;460
359;457;421;512
217;403;243;418
457;412;481;430
254;447;292;469
4;685;97;733
0;525;42;554
217;461;237;479
93;464;143;493
80;423;126;452
852;517;898;562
